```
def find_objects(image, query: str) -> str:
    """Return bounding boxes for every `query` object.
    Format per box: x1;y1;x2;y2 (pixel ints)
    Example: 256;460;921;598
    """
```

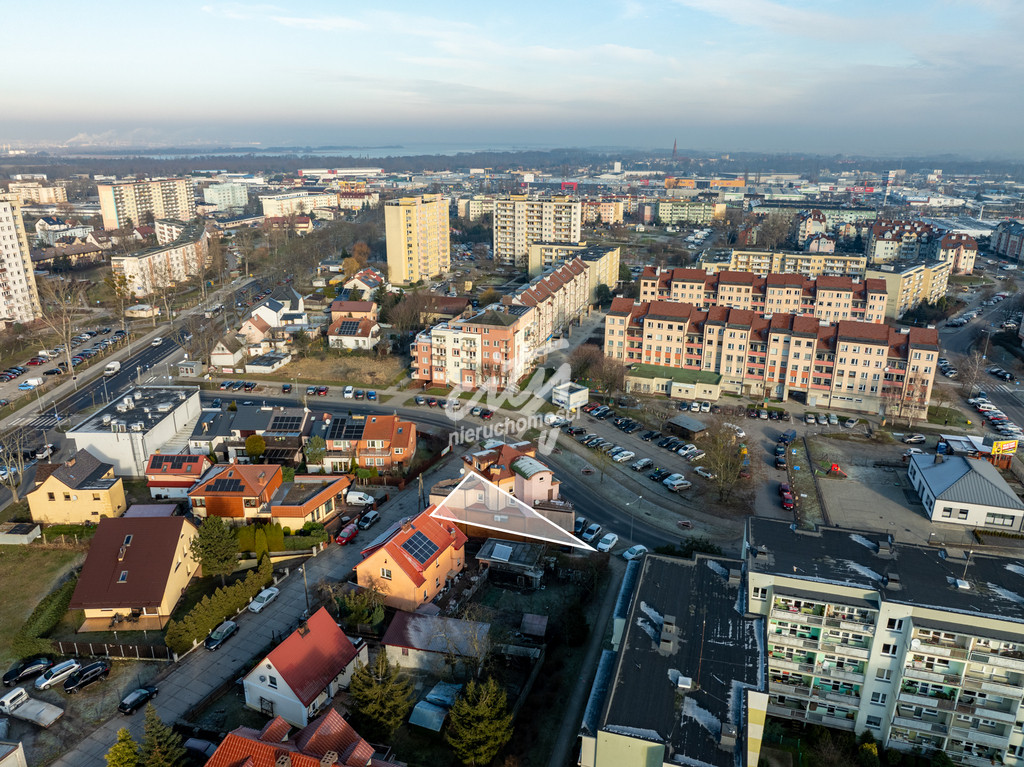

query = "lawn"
927;405;970;429
0;546;85;665
248;354;406;389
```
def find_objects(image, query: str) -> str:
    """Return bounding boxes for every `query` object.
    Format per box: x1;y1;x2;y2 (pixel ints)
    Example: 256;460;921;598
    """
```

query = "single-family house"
344;267;388;294
382;611;491;678
908;453;1024;531
242;607;367;726
68;516;198;631
26;449;127;525
190;404;315;464
268;475;352;527
313;414;416;474
202;709;401;767
238;314;272;344
327;317;380;350
329;300;378;323
145;453;212;499
355;509;467;611
188;464;284;523
210;333;244;370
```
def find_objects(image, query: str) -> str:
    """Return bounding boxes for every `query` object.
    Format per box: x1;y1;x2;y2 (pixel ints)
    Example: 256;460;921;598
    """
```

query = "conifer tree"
348;652;414;739
138;704;186;767
190;516;238;585
446;677;514;766
105;728;139;767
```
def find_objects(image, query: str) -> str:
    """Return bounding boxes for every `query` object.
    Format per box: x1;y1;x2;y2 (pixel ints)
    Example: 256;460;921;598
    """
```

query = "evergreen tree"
105;728;139;767
446;677;514;766
190;516;238;585
245;434;266;460
138;705;186;767
348;652;414;740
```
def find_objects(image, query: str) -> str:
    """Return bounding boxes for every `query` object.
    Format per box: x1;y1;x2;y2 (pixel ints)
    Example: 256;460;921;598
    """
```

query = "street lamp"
624;494;642;541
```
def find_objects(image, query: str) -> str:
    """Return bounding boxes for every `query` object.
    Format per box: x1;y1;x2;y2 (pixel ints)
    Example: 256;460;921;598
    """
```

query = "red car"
334;524;358;545
582;402;600;413
778;482;791;498
317;386;328;396
781;491;795;510
26;358;45;366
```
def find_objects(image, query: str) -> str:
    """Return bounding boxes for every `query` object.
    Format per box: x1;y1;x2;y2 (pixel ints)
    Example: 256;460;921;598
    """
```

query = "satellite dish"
911;638;921;650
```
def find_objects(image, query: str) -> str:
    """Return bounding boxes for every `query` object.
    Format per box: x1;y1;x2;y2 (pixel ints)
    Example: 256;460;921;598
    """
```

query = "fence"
51;640;173;661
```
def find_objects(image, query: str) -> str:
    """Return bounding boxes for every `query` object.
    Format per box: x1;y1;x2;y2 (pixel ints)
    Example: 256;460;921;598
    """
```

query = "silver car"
35;659;81;690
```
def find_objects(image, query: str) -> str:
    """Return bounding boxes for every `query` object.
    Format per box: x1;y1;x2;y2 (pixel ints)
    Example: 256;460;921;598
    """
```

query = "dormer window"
118;571;128;583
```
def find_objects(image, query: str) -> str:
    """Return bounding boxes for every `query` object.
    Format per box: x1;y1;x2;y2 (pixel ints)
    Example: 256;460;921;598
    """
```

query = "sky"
2;0;1023;156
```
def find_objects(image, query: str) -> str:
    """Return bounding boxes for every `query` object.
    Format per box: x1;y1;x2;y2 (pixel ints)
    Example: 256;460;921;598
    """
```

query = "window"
118;571;128;583
875;668;892;682
866;715;882;728
268;676;277;689
870;692;888;705
886;619;904;632
93;493;101;501
63;493;70;501
752;587;768;600
986;513;1016;527
941;507;952;518
401;647;409;656
881;644;897;657
380;568;392;580
958;509;969;520
47;492;54;501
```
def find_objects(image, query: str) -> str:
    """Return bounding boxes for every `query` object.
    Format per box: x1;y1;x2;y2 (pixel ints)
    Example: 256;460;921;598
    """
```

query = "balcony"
769;633;820;651
962;675;1022;698
767;703;807;721
948;726;1011;750
892;717;949;735
811;686;861;704
816;666;865;684
770;607;823;626
805;711;856;731
969;649;1024;673
955;701;1018;724
916;641;969;661
819;641;870;660
898;690;955;710
769;657;816;674
768;680;812;698
902;667;962;686
947;751;1005;767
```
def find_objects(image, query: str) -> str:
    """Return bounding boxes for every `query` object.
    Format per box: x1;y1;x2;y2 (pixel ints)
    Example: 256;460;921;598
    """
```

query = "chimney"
320;752;339;767
401;520;412;533
935;454;944;464
297;622;309;637
275;757;292;767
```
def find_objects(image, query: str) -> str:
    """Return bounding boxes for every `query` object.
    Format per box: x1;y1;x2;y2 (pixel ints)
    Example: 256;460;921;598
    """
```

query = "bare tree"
387;290;431;337
592;355;625;403
104;271;132;340
756;211;793;250
957;351;985;397
0;425;34;503
179;314;220;369
699;418;750;503
569;345;602;380
36;277;89;391
150;259;174;329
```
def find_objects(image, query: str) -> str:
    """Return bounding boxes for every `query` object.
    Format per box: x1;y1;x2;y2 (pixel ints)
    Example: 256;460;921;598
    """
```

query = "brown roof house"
26;448;126;525
69;516;198;631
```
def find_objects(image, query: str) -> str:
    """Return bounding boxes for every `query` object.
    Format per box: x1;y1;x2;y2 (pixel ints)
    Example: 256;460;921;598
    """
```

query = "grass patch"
0;500;30;525
927;405;969;429
0;546;84;665
259;354;406;389
40;524;97;543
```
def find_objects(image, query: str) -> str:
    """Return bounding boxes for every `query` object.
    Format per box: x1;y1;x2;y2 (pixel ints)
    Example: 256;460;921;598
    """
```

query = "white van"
976;403;997;412
343;386;354;399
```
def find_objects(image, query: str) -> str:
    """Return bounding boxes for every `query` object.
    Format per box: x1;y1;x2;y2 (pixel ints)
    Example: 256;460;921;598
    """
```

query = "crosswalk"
7;414;63;430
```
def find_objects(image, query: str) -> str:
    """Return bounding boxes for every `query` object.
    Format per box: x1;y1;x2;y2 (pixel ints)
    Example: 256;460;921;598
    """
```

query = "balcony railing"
916;641;969;660
892;717;949;735
770;607;823;626
898;690;955;710
948;726;1011;750
819;641;869;660
969;650;1024;673
768;681;811;698
902;667;962;686
955;701;1017;723
769;634;820;651
816;666;865;684
769;658;816;674
962;675;1022;698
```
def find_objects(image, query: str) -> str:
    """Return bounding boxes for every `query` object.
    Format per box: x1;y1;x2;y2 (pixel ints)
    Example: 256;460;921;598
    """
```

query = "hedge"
235;523;287;556
163;556;273;655
14;576;78;656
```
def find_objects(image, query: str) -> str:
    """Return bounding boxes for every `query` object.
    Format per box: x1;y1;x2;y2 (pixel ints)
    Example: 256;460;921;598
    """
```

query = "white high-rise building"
0;193;41;326
97;178;196;231
203;183;249;212
492;194;581;268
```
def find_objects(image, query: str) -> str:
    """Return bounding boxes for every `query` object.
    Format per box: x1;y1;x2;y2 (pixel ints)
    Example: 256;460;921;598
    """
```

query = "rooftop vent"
157;402;173;413
955;579;971;590
102;414;112;425
884;572;901;590
131;422;144;432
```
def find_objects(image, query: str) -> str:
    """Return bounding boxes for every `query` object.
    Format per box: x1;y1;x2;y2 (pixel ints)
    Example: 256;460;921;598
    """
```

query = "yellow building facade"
27;450;126;525
385;194;450;285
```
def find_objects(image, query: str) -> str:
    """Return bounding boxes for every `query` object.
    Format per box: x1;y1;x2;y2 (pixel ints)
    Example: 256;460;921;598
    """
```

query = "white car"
699;401;711;413
248;587;280;613
151;337;163;347
622;544;649;561
903;448;925;458
663;474;692;492
596;532;619;553
35;443;55;460
581;523;603;543
723;423;745;439
343;386;354;398
695;466;716;480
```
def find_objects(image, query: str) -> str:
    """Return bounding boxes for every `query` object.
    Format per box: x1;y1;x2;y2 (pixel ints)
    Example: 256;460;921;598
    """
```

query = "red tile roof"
376;509;467;588
607;297;635;315
265;608;360;706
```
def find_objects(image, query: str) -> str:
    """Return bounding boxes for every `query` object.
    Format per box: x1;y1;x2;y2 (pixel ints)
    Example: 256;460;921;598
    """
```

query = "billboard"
992;440;1018;456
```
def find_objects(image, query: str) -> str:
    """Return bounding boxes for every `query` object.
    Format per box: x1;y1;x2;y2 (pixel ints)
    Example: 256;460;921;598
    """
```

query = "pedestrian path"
6;414;62;429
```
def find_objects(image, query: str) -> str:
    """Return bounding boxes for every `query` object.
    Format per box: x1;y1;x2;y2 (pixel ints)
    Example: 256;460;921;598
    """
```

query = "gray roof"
49;449;116;490
667;414;707;432
910;454;1024;510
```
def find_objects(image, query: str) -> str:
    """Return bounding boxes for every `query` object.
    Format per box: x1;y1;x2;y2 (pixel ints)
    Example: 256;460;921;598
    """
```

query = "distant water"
136;142;559;160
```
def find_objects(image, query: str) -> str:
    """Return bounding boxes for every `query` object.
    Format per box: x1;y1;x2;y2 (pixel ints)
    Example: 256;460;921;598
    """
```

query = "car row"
747;408;792;421
220;380;258;391
574;519;621;553
970;396;1024;440
3;656;112;695
987;365;1015;383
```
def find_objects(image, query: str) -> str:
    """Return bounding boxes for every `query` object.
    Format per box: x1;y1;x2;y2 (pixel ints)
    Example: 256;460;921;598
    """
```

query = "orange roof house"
188;464;283;523
145;453;211;499
242;607;368;726
355;509;468;611
203;708;400;767
268;475;352;527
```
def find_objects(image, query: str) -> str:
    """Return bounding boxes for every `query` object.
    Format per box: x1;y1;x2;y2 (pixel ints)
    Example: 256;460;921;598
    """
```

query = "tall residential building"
606;299;938;416
749;517;1024;766
492;194;581;268
97;178;196;231
656;198;726;225
865;260;951;319
698;248;868;279
936;232;978;275
8;181;67;205
202;182;249;212
259;190;339;217
385;194;450;285
0;192;41;325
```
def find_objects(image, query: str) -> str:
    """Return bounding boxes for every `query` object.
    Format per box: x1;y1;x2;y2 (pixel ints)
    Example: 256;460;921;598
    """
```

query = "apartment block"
203;182;249;211
866;220;943;265
0;192;41;325
259;190;338;217
509;258;592;344
749;517;1024;767
110;221;209;297
656;198;726;225
385;194;450;285
753;202;879;228
865;260;951;319
992;221;1024;261
456;195;497;221
526;242;620;289
582;198;625;225
605;299;937;416
936;233;978;275
639;267;887;324
97;177;196;231
492;194;581;268
8;181;67;205
412;305;535;390
698;249;868;279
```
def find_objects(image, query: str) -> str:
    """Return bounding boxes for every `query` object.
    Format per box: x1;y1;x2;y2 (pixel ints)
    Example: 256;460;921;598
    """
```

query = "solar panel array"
153;455;198;470
209;477;244;492
401;530;439;564
269;415;303;431
338;320;361;335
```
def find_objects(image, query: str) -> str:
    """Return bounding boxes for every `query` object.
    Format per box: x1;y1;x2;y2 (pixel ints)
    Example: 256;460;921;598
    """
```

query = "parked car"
903;448;924;459
631;458;653;472
367;391;377;401
118;685;158;715
648;469;671;482
816;413;828;425
3;658;53;688
35;659;81;690
573;517;589;536
804;413;816;424
781;491;795;510
248;587;280;613
695;466;716;480
903;434;926;444
844;418;858;429
204;620;238;651
622;544;649;561
334;525;358;545
596;533;619;553
357;510;381;530
63;659;111;694
775;455;787;470
281;384;292;394
415;396;427;405
581;523;603;543
35;444;55;460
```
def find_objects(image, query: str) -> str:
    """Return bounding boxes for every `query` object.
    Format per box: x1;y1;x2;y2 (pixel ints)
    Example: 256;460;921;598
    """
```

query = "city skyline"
2;0;1023;156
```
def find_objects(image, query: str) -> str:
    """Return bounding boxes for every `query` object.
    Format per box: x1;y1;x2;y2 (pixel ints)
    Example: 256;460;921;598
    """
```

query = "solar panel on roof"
209;477;244;492
338;320;360;335
269;415;303;431
401;530;439;564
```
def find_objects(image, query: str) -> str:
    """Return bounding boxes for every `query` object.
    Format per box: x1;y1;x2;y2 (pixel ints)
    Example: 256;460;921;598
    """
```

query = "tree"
701;419;749;502
618;262;632;282
591;355;625;402
471;243;489;261
245;434;266;460
446;677;514;766
351;241;371;265
304;435;326;466
190;516;238;585
594;284;613;305
340;580;386;629
0;425;33;502
756;211;793;250
957;350;985;397
138;704;186;767
105;728;139;767
104;272;132;340
348;652;414;740
342;256;361;279
36;277;90;391
569;345;602;380
479;288;501;307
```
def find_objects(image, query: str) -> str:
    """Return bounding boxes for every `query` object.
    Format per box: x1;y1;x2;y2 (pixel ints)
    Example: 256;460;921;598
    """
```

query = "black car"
204;620;238;650
3;657;52;687
640;431;655;441
63;659;111;693
281;384;292;394
657;437;673;448
648;468;671;482
211;398;222;409
573;517;589;536
118;685;158;714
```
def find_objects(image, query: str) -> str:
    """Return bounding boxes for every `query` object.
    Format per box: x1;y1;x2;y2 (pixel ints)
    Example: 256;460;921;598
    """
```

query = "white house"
242;607;367;726
381;611;490;679
210;334;244;370
908;453;1024;531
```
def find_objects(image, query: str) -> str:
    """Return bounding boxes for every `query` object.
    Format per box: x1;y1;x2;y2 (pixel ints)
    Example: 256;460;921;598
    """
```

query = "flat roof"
70;386;198;434
628;363;722;385
600;555;761;767
748;518;1024;626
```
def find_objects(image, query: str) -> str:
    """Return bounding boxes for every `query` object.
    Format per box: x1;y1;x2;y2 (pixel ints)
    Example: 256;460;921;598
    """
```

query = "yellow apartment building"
385;194;450;285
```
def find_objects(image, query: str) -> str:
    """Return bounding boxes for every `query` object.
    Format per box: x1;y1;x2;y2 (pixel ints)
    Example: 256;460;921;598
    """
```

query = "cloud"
672;0;864;37
268;14;365;31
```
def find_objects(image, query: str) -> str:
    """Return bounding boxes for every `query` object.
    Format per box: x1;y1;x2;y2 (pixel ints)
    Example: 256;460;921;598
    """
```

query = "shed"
665;414;707;439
